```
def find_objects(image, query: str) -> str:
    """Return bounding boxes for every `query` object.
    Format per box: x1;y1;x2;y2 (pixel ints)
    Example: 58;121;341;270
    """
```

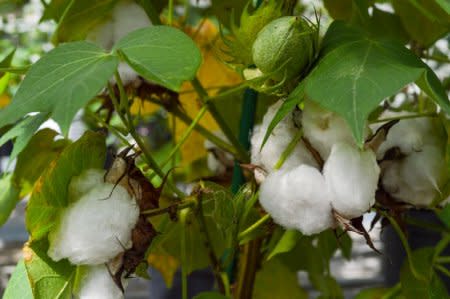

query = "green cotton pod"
252;16;317;81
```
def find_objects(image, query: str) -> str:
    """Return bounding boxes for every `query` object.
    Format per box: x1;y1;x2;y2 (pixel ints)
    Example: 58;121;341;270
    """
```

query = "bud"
252;16;317;81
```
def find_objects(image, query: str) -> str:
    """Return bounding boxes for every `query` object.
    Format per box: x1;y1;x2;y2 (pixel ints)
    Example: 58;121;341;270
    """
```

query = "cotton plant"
47;169;139;265
377;112;448;207
253;100;381;235
250;100;318;173
74;265;126;299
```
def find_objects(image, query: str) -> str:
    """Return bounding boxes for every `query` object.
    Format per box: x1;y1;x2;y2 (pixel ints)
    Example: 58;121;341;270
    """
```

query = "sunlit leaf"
0;42;118;135
0;174;20;226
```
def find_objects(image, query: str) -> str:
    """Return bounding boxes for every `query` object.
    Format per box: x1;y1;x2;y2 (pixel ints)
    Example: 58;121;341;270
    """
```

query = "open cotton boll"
75;265;125;299
68;169;106;202
48;183;139;265
259;165;334;235
250;100;318;172
381;144;447;207
301;100;355;160
376;112;444;159
324;142;380;219
112;0;151;42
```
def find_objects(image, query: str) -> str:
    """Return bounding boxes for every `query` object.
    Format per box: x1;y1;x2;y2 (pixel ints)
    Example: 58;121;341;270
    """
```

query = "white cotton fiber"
250;100;318;172
112;0;151;42
48;179;139;265
86;0;151;84
376;112;444;159
381;144;447;207
301;100;356;160
68;169;106;202
324;142;380;218
75;265;125;299
259;165;334;235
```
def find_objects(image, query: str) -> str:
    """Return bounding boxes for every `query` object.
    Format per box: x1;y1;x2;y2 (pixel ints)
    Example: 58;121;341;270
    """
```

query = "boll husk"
259;165;335;235
324;142;380;218
74;265;125;299
48;170;139;265
252;16;317;81
381;144;447;207
250;100;318;172
301;100;356;160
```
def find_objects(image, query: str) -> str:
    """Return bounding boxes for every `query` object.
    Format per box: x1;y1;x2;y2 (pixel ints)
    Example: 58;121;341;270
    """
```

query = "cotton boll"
86;20;115;50
259;165;334;235
250;100;318;172
301;100;355;160
68;169;106;202
112;0;151;42
48;183;139;265
324;142;380;219
376;112;444;159
75;265;125;299
381;144;447;207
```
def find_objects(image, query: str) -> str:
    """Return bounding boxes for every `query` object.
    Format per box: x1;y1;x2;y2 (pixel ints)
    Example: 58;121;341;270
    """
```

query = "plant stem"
196;186;227;293
238;214;271;241
436;256;450;264
113;72;185;198
142;196;197;216
180;208;189;299
168;0;174;25
370;112;438;124
160;105;208;168
191;77;249;162
435;264;450;279
274;128;303;170
235;238;262;299
380;210;424;281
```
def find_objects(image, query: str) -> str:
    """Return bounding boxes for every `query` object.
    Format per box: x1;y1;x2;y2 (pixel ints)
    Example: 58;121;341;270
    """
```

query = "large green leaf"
26;131;106;240
0;42;119;135
305;21;450;145
267;229;302;260
392;0;450;47
114;26;202;91
253;258;308;299
0;113;48;162
3;240;76;299
13;129;69;194
53;0;118;43
0;174;20;226
3;260;33;299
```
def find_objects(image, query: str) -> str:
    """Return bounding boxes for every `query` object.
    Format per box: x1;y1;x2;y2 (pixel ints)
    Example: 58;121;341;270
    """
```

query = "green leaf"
3;260;33;299
194;292;230;299
267;229;302;260
305;21;450;145
261;81;305;149
0;42;119;135
0;113;48;163
114;26;202;91
13;129;69;195
354;287;388;299
400;247;448;299
41;0;71;22
3;240;76;299
392;0;450;47
438;203;450;228
26;131;106;240
323;0;353;20
435;0;450;14
0;174;20;226
53;0;118;43
25;239;76;299
253;258;308;299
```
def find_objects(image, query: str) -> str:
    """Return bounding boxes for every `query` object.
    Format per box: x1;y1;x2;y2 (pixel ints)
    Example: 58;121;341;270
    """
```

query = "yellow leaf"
130;96;160;116
147;253;179;287
174;20;241;165
0;94;10;108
